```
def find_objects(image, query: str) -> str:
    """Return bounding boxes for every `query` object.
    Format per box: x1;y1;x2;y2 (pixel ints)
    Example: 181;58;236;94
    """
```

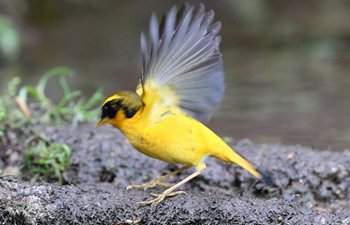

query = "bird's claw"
136;191;187;206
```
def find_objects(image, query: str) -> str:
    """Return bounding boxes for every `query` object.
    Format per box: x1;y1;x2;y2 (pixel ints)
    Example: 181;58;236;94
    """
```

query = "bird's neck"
109;105;144;134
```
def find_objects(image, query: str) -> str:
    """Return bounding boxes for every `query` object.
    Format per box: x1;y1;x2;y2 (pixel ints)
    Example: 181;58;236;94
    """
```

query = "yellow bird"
97;3;268;205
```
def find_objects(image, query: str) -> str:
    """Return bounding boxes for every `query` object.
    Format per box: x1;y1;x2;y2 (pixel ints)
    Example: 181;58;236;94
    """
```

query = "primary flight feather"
98;3;267;206
138;4;224;122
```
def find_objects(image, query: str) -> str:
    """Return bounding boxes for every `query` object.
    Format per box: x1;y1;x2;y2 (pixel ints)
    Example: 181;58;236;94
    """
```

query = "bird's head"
97;91;143;128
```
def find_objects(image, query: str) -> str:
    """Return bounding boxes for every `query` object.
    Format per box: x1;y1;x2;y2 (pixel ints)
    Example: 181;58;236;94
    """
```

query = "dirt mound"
1;123;350;224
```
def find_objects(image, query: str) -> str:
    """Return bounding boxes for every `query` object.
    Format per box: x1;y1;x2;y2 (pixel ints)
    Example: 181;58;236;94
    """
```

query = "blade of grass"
37;66;74;94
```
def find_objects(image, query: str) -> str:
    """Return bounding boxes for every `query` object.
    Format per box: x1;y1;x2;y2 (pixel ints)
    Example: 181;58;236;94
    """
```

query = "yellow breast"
118;111;217;165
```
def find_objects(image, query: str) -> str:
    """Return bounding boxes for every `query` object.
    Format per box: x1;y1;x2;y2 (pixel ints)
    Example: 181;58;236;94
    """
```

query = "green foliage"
18;66;103;125
0;15;21;59
0;66;103;141
0;66;104;184
24;137;71;184
0;76;27;136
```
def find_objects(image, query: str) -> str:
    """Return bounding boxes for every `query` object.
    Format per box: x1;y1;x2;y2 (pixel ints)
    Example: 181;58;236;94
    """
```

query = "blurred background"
0;0;349;150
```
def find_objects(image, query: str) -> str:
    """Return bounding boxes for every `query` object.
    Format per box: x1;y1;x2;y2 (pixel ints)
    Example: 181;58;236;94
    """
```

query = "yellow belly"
121;113;215;166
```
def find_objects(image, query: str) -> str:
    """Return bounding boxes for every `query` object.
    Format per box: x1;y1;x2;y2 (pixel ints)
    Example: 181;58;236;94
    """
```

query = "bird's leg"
137;163;206;206
127;165;191;190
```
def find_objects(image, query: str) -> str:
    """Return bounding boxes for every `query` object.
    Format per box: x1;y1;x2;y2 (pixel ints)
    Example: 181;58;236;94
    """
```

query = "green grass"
24;137;71;185
18;66;103;124
0;76;26;130
0;15;21;59
0;66;104;184
1;66;103;127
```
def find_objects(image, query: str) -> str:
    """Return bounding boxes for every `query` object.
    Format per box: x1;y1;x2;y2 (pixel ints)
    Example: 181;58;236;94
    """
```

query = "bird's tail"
212;143;270;182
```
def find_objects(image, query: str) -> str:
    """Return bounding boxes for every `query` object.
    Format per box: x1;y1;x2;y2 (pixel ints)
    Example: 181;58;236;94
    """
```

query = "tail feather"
225;149;262;179
213;144;271;183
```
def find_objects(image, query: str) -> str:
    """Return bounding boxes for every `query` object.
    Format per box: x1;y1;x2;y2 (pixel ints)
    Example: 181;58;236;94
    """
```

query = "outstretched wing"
137;3;224;122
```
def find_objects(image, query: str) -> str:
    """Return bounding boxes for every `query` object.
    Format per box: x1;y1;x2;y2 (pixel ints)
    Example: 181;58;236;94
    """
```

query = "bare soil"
1;123;350;224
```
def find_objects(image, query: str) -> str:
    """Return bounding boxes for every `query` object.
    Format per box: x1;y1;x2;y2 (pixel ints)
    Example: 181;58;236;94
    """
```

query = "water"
1;1;350;150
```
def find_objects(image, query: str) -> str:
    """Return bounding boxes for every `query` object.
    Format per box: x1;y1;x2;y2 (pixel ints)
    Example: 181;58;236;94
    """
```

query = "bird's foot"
136;190;187;206
126;180;172;190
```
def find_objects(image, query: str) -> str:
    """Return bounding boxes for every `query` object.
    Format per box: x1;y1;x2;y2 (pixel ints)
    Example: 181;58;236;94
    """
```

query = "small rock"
286;153;294;160
4;166;20;176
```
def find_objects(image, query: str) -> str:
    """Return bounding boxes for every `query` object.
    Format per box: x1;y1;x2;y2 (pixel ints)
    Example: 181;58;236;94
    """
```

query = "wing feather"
138;3;224;122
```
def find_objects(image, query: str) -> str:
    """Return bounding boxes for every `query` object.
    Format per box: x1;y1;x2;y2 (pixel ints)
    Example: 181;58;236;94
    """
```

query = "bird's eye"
101;105;110;119
101;100;122;119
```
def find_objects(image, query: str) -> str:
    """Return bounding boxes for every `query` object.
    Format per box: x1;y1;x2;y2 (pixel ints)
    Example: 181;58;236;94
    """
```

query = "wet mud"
1;123;350;224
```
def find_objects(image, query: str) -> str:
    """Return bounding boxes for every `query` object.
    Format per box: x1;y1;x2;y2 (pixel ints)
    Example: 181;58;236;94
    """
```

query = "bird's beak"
96;118;108;128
